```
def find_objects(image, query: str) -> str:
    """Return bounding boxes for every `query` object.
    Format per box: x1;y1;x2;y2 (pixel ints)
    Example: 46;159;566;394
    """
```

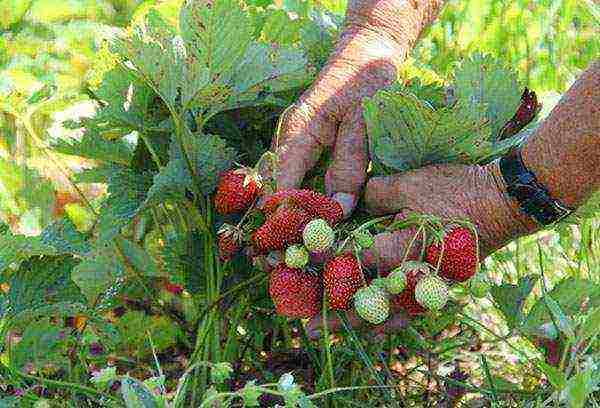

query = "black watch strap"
499;148;573;226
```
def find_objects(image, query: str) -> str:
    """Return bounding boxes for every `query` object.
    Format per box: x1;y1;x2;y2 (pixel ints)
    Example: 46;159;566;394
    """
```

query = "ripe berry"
252;207;311;253
303;219;335;253
262;189;343;225
217;224;243;262
323;254;363;310
415;275;449;311
269;264;322;319
354;285;390;325
425;226;478;282
389;265;427;316
285;245;309;269
215;169;261;215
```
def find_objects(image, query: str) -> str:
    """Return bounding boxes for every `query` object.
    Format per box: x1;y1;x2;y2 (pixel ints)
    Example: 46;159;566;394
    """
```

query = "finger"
364;174;411;215
362;223;421;273
274;102;337;191
324;105;368;216
365;164;466;215
306;310;364;340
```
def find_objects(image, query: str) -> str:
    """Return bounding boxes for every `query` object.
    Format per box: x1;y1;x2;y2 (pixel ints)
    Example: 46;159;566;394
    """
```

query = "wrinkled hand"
306;161;536;339
271;15;408;216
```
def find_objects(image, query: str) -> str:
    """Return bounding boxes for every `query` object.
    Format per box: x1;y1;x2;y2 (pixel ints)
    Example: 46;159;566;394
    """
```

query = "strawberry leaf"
453;53;522;142
365;87;490;173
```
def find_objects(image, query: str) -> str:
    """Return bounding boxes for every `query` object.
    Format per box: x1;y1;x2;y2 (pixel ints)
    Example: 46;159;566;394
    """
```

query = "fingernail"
332;192;357;218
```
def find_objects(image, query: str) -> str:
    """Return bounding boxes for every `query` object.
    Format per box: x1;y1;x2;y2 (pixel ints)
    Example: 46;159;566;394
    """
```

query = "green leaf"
121;376;159;408
144;133;235;206
490;274;538;328
524;278;600;333
6;255;83;317
40;218;91;256
96;166;153;243
94;66;154;128
364;87;491;173
71;249;125;303
240;381;262;407
90;366;119;389
565;368;597;408
73;165;117;184
454;53;522;141
160;230;206;293
115;310;182;358
0;232;57;274
180;0;253;82
538;361;566;390
51;130;134;165
112;9;210;110
11;318;67;370
224;43;308;111
210;362;233;385
580;307;600;342
118;237;162;277
12;301;119;345
543;296;576;339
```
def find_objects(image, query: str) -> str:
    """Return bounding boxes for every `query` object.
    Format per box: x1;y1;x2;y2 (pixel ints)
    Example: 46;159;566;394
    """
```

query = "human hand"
305;161;537;339
271;0;445;216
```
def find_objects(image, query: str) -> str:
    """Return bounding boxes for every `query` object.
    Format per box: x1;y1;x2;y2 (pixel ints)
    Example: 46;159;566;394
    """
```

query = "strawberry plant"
0;0;599;407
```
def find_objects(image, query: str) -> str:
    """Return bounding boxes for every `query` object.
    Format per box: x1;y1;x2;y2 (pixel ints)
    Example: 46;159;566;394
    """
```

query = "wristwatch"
499;148;573;225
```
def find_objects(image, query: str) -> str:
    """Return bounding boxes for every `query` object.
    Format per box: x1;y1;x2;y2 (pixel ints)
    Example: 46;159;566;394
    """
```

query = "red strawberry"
262;189;343;226
269;264;322;319
389;265;427;316
217;227;242;262
425;226;478;282
252;207;311;253
214;169;262;215
165;281;184;295
323;254;364;310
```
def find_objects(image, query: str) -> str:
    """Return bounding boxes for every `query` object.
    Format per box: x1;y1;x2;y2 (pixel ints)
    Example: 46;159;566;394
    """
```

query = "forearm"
486;61;600;249
521;60;600;208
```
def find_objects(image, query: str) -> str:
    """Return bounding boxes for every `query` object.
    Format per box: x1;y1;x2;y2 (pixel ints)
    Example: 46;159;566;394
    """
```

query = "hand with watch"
305;60;599;339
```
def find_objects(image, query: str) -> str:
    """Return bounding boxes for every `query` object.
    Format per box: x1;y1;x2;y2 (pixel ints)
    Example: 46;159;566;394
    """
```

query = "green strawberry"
303;219;335;252
354;285;390;325
285;245;309;269
469;272;491;298
386;261;430;294
353;229;374;249
415;275;449;311
370;277;388;290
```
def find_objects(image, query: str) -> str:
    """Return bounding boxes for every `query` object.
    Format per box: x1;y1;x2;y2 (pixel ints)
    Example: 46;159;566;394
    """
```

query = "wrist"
477;162;538;254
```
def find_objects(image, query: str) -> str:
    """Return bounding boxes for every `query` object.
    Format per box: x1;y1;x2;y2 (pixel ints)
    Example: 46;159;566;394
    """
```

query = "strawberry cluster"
213;167;488;324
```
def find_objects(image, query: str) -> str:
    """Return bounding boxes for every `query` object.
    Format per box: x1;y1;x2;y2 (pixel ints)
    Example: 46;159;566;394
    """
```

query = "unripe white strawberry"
386;261;430;295
415;275;449;311
353;229;374;249
354;285;390;325
303;219;335;252
469;272;491;298
284;245;309;269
